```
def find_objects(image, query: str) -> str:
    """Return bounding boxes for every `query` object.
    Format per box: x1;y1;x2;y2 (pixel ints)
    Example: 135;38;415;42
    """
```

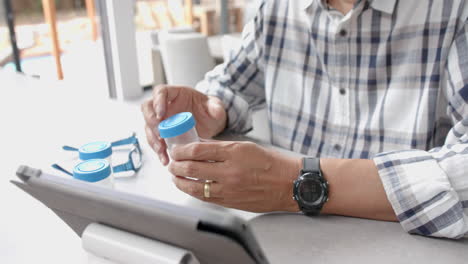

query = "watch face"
298;177;324;206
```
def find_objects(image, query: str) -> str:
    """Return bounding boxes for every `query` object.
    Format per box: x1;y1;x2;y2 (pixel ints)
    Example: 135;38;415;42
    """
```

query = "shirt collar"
300;0;315;10
369;0;397;14
300;0;397;14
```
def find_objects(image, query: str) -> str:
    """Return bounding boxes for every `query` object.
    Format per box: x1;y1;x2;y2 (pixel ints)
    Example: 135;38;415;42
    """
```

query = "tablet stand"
14;165;264;264
82;223;200;264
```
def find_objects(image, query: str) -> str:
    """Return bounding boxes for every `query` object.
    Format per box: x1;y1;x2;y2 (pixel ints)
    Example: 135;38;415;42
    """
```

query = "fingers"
141;99;159;127
142;99;169;165
171;142;230;162
152;85;181;120
142;94;170;165
145;125;169;165
142;99;160;152
169;160;224;182
153;85;167;120
143;84;200;165
172;176;224;201
144;124;158;150
141;99;162;152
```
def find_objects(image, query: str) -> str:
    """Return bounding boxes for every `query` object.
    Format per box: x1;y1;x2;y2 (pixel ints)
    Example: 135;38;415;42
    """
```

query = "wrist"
318;158;396;220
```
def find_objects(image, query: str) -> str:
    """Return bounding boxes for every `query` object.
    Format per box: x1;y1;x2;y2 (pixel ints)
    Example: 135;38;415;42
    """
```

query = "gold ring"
204;181;211;198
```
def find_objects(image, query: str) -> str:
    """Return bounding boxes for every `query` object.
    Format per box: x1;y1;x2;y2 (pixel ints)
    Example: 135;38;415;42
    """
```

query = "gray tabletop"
251;214;468;263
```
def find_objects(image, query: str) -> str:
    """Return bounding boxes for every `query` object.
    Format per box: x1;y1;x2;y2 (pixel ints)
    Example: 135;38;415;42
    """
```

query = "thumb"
206;96;227;120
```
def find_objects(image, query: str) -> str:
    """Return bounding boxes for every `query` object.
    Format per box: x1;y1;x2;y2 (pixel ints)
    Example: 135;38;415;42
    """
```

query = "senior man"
142;0;468;239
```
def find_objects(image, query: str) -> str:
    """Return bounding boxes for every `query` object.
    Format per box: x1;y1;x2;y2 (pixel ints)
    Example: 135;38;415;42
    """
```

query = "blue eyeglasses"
53;133;143;175
112;134;142;174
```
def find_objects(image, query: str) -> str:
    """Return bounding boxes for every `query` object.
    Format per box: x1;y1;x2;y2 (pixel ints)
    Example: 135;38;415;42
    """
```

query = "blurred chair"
157;30;216;87
41;0;63;79
185;0;244;36
150;27;197;86
40;0;98;80
84;0;98;41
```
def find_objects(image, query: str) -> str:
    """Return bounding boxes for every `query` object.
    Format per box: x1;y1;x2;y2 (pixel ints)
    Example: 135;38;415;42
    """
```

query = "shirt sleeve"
373;22;468;239
195;1;267;134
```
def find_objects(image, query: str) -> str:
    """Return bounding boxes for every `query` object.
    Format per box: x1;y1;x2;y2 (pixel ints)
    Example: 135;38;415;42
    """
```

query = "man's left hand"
169;141;301;213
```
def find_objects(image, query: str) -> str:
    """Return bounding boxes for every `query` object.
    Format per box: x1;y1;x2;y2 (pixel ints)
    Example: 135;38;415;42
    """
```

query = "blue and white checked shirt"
196;0;468;238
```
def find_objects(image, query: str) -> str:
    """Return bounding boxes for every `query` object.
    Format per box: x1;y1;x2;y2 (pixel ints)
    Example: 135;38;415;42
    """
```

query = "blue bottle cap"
79;141;112;160
73;159;111;182
158;112;196;139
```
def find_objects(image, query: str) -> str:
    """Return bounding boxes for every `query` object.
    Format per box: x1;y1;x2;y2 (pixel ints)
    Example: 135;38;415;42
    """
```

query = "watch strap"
302;157;321;174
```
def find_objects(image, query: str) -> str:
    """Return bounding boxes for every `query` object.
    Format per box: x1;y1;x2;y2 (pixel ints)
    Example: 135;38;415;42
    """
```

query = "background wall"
12;0;85;13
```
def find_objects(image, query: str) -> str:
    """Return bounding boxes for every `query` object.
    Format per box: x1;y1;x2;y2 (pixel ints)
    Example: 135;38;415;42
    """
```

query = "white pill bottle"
159;112;224;211
73;159;114;188
78;141;113;167
158;112;199;152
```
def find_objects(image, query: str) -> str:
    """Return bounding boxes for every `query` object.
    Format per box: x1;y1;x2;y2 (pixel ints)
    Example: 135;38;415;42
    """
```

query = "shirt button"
334;144;342;151
339;29;347;37
339;88;346;95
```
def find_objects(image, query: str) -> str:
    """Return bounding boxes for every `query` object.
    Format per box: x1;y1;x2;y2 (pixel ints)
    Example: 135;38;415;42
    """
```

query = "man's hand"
167;140;397;220
168;141;302;213
141;85;227;165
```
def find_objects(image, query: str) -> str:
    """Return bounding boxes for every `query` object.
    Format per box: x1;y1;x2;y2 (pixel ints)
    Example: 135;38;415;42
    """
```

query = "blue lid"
158;112;196;139
73;159;111;182
79;141;112;160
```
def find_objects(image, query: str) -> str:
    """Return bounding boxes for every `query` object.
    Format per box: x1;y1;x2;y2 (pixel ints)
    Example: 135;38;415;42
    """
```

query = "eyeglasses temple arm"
63;145;79;151
111;132;137;147
52;164;73;176
113;162;132;173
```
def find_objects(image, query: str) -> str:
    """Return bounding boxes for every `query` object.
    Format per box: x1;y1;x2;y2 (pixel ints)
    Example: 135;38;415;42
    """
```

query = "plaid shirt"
196;0;468;238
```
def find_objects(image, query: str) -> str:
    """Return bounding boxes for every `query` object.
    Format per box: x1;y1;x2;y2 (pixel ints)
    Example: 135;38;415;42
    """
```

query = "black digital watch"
293;158;329;216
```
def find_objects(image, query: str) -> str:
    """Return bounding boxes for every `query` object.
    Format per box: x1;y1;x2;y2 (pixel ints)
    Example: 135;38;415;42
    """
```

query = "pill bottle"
158;112;199;151
79;141;113;170
73;159;114;188
159;112;217;209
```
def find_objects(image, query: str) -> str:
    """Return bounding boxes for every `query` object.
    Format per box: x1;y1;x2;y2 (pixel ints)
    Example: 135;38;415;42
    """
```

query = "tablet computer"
12;165;269;264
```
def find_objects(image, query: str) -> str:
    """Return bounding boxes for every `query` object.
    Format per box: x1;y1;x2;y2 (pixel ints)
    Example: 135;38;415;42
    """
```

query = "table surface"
1;71;467;264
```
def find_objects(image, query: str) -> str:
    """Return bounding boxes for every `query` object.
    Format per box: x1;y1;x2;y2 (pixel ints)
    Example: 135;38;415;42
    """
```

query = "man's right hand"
141;85;227;165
